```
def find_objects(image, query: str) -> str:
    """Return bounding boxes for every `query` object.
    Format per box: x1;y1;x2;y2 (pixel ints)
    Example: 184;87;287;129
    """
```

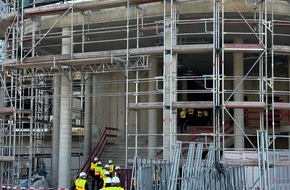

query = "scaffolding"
0;0;289;189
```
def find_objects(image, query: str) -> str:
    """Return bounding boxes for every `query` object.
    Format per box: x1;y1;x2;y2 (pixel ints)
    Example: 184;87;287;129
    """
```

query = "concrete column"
148;57;158;159
84;73;92;162
233;38;244;149
52;74;60;188
58;27;72;188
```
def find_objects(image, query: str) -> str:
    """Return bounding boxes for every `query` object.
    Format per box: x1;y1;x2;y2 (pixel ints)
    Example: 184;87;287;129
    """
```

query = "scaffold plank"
173;44;213;53
129;101;215;110
272;102;290;110
0;156;14;161
129;101;270;110
173;101;213;108
0;107;14;115
224;101;265;109
129;102;163;110
224;43;265;53
130;0;161;4
273;45;290;54
3;47;164;70
24;0;128;17
24;3;70;16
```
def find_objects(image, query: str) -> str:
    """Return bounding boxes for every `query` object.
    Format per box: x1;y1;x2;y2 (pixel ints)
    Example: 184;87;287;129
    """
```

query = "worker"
203;109;209;126
92;161;102;190
101;177;112;190
70;172;89;190
187;108;194;126
197;110;203;118
90;158;98;190
114;166;121;178
108;160;115;177
111;176;124;190
100;170;111;189
101;164;110;179
89;157;98;177
179;108;187;133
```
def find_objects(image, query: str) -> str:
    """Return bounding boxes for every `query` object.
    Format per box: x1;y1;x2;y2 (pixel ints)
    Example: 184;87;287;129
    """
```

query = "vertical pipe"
170;0;178;160
162;0;177;161
163;0;171;160
162;0;167;161
288;56;290;150
221;0;225;162
271;3;277;189
44;93;49;130
136;6;139;48
125;0;130;168
70;0;74;59
84;73;92;162
28;77;34;186
135;71;139;157
58;26;72;188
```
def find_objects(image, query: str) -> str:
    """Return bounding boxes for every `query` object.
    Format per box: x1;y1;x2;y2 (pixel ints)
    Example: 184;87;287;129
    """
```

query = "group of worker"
71;157;124;190
179;108;210;133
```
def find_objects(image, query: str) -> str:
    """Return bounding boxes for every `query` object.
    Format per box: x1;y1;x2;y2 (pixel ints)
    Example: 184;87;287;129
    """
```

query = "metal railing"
79;126;118;174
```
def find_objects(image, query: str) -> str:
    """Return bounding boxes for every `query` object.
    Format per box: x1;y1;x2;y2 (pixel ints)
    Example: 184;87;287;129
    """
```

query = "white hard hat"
115;166;121;170
112;176;120;184
105;177;112;184
104;170;110;175
79;172;86;178
94;157;98;161
104;164;109;168
98;161;102;165
109;159;113;164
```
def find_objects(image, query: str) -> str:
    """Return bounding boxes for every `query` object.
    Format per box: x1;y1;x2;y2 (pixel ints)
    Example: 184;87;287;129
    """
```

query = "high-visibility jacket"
75;178;87;190
180;110;187;118
106;187;125;190
100;168;107;179
109;163;115;174
95;165;102;176
90;162;97;171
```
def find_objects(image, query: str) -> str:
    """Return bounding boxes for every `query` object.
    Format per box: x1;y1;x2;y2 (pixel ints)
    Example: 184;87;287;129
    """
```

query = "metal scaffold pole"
213;0;221;162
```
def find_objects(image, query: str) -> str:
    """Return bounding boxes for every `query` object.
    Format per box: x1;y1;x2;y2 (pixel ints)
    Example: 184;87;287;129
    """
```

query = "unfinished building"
0;0;290;189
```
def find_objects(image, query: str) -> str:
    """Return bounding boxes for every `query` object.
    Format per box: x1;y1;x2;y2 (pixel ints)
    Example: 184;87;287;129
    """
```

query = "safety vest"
100;168;107;179
90;162;97;171
75;178;86;190
108;187;125;190
180;110;186;118
188;108;194;115
109;163;115;174
95;165;102;176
